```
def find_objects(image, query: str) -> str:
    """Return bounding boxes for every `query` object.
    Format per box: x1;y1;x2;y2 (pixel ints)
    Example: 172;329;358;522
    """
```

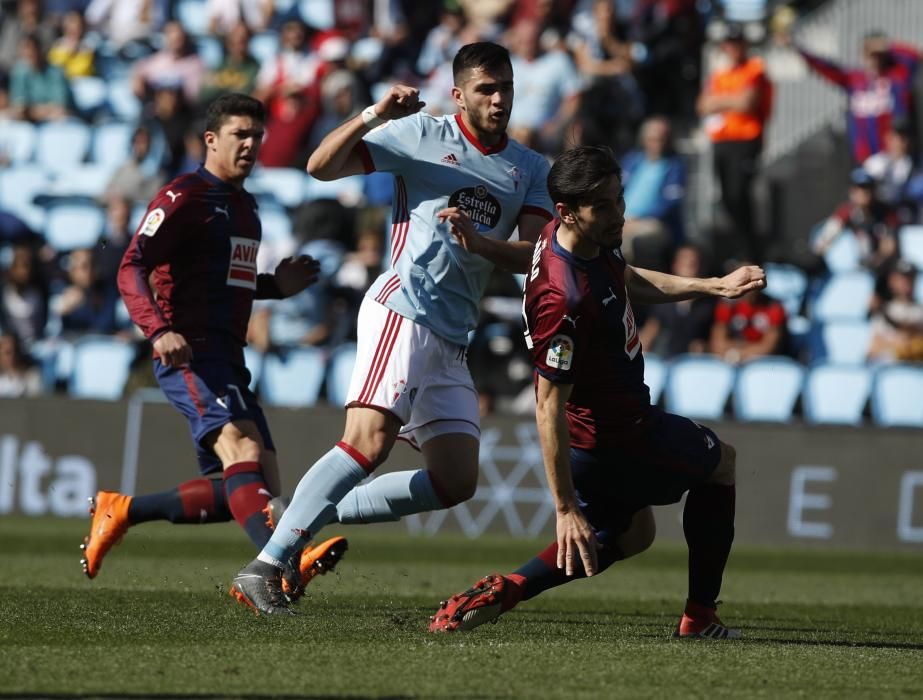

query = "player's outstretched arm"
307;85;425;181
535;375;599;577
626;264;766;304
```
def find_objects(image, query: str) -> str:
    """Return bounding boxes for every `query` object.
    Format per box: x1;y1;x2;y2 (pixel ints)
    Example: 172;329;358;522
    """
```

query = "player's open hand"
717;264;766;299
555;509;600;577
153;331;192;368
438;207;485;256
374;85;425;121
274;255;321;297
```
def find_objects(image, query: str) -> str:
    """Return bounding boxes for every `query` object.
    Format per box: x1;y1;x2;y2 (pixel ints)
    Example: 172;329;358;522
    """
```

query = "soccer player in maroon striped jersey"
81;94;345;605
430;146;766;638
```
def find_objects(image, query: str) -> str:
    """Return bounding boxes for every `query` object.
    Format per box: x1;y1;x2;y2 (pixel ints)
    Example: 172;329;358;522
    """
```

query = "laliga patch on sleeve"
546;334;574;370
139;208;165;237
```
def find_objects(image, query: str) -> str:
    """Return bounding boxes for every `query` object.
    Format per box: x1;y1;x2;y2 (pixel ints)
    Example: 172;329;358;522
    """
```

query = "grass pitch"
1;517;922;699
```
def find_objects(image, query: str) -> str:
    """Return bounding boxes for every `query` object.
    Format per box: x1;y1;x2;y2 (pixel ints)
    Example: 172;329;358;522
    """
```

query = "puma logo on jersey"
602;288;618;306
562;314;580;328
165;190;181;203
214;205;230;219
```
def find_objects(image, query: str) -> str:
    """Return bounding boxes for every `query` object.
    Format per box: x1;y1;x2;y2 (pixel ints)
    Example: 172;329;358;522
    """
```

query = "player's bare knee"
708;441;736;486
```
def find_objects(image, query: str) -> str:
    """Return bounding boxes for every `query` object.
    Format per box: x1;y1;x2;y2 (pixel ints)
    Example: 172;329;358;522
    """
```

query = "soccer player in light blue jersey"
230;42;556;614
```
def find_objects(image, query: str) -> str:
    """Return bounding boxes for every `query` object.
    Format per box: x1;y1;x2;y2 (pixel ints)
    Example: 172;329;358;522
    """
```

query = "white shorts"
345;297;481;448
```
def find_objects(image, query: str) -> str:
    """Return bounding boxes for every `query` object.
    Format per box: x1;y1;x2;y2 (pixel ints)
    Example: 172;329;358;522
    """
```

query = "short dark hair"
204;93;265;133
452;42;512;84
548;146;622;209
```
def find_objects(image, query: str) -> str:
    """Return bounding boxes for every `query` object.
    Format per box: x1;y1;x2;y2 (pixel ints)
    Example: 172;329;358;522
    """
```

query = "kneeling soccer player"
430;146;767;638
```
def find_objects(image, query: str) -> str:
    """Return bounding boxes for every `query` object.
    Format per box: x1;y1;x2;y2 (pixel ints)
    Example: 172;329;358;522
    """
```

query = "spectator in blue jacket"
620;115;687;270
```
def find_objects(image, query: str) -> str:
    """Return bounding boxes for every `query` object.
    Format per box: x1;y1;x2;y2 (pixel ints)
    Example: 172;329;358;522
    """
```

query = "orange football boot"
80;491;132;579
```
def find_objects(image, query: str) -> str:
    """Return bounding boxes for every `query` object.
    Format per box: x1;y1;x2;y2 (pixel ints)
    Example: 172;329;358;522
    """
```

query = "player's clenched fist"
373;85;426;121
153;330;193;368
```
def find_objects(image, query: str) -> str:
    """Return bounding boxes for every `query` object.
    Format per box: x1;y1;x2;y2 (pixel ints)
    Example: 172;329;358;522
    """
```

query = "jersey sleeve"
797;46;852;89
356;113;424;174
519;153;554;221
116;190;189;341
527;288;588;384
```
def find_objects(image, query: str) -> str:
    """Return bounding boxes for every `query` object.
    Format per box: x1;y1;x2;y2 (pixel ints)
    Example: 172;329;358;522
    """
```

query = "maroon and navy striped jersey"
118;166;275;363
523;220;651;450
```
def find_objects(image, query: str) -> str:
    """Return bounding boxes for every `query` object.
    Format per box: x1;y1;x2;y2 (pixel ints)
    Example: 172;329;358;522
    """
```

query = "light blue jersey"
356;112;553;346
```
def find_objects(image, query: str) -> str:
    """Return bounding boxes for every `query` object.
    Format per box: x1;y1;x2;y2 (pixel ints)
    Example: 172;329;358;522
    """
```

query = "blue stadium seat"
249;33;280;64
176;0;208;35
243;346;263;392
871;364;923;427
733;356;804;422
69;336;135;400
108;79;141;121
665;354;736;420
643;352;667;405
817;319;871;364
326;343;357;407
822;230;862;273
248;168;307;208
764;262;807;317
299;0;335;28
44;204;105;251
196;36;223;68
305;174;364;205
0;165;50;232
70;77;109;116
0;120;36;163
47;163;116;199
810;271;875;323
92;122;134;167
35;121;92;174
899;226;923;270
260;206;295;245
260;347;326;407
803;363;872;425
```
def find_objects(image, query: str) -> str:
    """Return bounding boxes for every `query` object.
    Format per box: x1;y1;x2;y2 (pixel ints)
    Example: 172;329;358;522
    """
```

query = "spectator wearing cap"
868;259;923;363
783;29;921;163
697;22;773;262
862;120;918;224
131;20;205;106
812;168;899;277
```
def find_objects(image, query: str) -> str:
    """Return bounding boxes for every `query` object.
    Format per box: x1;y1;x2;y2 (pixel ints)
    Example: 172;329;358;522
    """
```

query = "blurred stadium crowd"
0;0;922;427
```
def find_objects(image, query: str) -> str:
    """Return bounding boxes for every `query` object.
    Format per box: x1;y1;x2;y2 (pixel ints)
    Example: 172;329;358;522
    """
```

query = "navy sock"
683;483;736;607
512;539;624;602
224;461;274;549
127;478;231;524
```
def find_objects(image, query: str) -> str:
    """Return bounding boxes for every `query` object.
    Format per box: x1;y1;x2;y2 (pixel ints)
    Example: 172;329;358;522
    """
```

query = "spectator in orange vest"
697;23;773;262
